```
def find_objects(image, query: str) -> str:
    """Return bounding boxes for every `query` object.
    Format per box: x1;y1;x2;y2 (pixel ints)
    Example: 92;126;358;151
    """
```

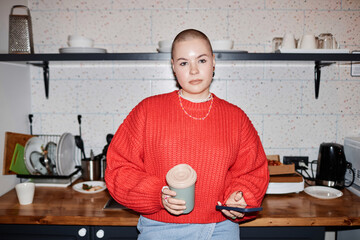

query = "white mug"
298;34;317;49
281;33;296;49
15;182;35;205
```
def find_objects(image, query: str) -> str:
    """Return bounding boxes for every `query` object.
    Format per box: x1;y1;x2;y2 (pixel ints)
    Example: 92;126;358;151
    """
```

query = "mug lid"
166;164;197;189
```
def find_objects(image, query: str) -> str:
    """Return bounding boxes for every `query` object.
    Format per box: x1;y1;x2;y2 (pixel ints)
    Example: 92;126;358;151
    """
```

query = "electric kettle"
316;143;353;188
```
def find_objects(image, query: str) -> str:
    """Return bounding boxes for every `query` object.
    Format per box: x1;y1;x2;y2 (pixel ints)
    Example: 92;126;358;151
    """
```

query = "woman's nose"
190;63;199;75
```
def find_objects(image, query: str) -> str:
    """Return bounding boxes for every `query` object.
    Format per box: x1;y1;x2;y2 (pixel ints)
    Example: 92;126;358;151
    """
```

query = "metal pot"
81;156;101;181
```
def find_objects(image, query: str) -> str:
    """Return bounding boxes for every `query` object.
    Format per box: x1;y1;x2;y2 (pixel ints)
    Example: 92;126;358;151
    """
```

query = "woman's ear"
212;54;216;68
171;59;176;79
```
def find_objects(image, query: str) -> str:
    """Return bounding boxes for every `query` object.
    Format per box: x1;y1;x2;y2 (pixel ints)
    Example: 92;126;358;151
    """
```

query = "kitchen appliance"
344;137;360;195
316;142;354;188
8;5;34;54
266;173;304;194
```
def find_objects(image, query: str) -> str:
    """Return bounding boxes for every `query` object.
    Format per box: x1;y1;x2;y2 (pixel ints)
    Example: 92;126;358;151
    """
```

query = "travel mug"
166;164;197;214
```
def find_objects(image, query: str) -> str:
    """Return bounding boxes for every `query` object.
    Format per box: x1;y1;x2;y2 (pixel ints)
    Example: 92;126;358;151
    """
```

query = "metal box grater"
8;5;34;54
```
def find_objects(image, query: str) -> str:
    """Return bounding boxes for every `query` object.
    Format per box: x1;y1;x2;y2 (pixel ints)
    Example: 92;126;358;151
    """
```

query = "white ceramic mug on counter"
15;182;35;205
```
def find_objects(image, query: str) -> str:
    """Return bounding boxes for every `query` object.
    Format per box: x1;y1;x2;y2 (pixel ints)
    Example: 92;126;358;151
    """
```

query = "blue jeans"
137;216;240;240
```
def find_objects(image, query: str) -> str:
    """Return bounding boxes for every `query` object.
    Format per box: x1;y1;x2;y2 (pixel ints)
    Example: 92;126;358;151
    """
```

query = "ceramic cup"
298;34;317;49
67;35;94;48
281;33;296;49
158;40;173;52
166;164;197;214
15;182;35;205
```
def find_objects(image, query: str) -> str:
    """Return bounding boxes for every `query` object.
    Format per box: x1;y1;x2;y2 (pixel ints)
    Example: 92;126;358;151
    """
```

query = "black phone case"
216;205;263;213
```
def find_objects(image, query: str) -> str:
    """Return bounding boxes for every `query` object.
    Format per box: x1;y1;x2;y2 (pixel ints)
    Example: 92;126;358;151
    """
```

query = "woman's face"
171;38;215;99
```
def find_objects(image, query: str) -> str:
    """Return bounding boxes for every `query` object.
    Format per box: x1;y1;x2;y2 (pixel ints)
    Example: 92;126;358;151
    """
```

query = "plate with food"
72;181;107;194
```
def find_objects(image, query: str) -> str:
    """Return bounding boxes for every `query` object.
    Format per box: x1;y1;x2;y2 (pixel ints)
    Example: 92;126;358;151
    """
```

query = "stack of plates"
24;137;44;175
56;133;76;175
23;133;76;176
59;47;107;53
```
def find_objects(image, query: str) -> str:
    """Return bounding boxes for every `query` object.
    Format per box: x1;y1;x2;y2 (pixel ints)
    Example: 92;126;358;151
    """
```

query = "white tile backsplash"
31;79;78;113
227;80;302;114
152;9;229;44
263;114;337;148
28;0;360;158
228;10;305;47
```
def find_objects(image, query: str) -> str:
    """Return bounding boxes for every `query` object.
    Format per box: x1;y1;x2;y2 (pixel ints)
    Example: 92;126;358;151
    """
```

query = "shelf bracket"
314;61;334;99
29;61;49;99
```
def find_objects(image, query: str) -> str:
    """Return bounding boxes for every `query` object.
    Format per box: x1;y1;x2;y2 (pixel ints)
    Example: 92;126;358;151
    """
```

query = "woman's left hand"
219;191;247;220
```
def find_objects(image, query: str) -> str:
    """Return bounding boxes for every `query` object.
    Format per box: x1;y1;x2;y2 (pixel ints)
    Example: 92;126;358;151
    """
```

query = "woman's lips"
189;79;202;85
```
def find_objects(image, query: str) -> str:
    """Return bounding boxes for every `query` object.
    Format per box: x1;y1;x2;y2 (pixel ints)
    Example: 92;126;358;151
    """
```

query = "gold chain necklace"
178;90;214;120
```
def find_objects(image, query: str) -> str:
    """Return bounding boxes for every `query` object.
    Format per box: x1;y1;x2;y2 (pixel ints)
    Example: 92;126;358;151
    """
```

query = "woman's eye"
179;62;187;66
199;59;207;63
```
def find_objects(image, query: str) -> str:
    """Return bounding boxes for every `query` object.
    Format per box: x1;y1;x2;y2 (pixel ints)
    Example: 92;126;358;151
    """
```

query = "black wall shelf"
0;52;359;62
1;52;359;99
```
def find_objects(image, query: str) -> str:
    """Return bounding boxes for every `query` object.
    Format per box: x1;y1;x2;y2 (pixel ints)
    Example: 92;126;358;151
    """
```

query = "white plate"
59;47;107;53
157;47;171;53
46;141;57;174
56;133;76;175
304;186;343;199
72;181;107;194
213;50;248;53
278;48;350;54
30;151;48;175
24;137;44;175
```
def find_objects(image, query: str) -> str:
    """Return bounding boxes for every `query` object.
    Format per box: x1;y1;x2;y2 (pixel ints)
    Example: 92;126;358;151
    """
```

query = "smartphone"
216;205;263;213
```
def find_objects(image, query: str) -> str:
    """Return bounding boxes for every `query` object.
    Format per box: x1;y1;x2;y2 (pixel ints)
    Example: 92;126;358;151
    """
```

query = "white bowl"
67;35;94;48
158;40;173;49
211;40;234;51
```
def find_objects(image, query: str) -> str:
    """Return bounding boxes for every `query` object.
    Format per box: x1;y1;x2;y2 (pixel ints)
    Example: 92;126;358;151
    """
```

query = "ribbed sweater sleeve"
105;99;163;214
222;113;269;221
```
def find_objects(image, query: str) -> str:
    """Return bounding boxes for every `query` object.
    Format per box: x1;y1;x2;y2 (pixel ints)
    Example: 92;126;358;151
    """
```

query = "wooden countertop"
0;182;359;227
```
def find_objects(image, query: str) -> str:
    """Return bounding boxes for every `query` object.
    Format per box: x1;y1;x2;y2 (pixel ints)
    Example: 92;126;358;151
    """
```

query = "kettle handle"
344;162;355;187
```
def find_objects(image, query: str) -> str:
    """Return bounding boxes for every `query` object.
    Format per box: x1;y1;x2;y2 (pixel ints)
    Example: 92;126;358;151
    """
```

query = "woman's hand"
161;186;186;215
219;191;247;220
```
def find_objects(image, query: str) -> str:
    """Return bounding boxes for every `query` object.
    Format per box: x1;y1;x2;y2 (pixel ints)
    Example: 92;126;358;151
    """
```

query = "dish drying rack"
17;115;83;186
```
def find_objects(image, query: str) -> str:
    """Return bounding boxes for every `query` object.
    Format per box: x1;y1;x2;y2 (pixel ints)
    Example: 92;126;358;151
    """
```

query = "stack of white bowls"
211;40;234;51
67;35;94;48
158;40;172;52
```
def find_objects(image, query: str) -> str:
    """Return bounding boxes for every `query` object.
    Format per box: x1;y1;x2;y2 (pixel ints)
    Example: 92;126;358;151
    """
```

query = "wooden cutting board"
3;132;33;175
269;172;303;183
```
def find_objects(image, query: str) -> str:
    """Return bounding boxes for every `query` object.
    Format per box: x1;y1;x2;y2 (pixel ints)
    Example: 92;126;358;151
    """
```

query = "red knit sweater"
105;91;269;224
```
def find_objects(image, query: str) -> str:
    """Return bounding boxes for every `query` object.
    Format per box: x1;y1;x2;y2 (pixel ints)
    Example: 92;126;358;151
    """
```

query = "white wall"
0;0;30;196
27;0;360;162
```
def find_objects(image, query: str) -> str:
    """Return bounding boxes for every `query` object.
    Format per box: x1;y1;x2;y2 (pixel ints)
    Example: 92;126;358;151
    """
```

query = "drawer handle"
96;229;105;239
78;227;87;237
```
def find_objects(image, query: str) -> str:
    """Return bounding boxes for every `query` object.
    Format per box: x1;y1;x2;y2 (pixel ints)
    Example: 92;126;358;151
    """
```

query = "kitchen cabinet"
0;225;138;240
0;224;325;240
0;186;359;239
0;52;360;99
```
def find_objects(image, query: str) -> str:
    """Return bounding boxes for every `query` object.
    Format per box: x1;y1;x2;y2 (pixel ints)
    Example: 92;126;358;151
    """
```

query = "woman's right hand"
161;186;186;215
